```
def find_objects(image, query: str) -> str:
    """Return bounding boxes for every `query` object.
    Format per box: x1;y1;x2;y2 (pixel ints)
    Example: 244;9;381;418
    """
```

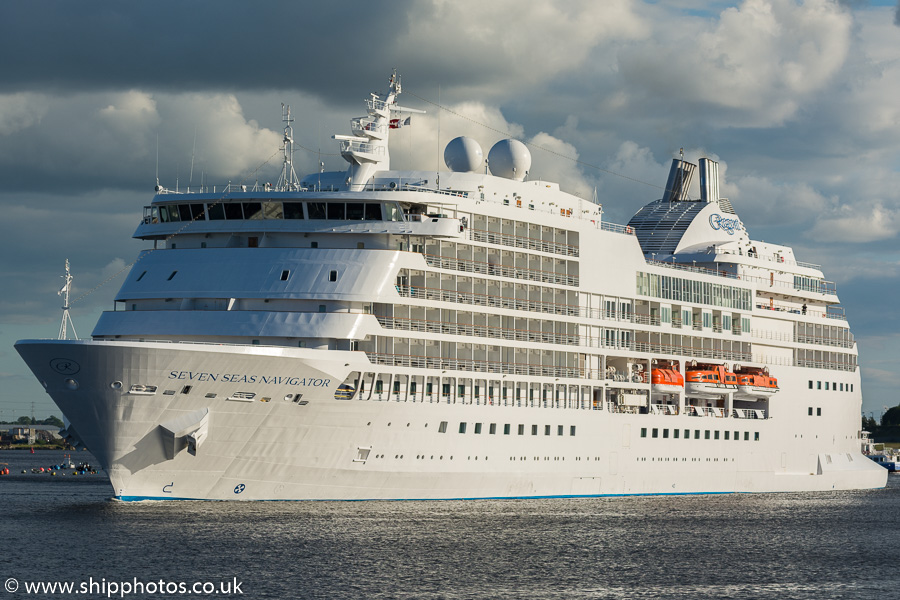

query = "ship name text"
168;370;331;387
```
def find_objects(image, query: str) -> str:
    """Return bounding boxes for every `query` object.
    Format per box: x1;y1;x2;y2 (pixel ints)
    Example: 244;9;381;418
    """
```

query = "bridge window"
308;203;327;219
284;202;304;219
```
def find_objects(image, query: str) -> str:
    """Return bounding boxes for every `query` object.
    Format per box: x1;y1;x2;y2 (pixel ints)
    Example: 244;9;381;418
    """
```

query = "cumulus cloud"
618;0;852;127
810;201;900;242
0;93;49;135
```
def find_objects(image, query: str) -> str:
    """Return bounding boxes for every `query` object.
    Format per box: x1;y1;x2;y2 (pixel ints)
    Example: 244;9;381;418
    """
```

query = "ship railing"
365;352;598;380
350;117;388;136
598;221;635;236
795;334;855;349
649;403;679;415
742;275;837;297
754;303;847;321
423;254;579;287
710;247;822;271
400;184;470;198
339;140;386;156
467;228;579;257
732;408;767;419
646;259;740;281
375;316;579;345
795;359;856;372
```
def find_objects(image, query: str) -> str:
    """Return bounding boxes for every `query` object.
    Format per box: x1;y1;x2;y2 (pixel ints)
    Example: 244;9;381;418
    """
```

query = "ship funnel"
699;157;719;203
662;158;696;202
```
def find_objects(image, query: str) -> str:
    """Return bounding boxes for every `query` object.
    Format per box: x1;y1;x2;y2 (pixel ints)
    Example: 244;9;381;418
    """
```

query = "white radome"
444;136;484;173
488;139;531;181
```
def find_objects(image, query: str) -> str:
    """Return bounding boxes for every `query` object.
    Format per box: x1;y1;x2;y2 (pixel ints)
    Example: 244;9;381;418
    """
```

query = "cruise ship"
15;73;887;500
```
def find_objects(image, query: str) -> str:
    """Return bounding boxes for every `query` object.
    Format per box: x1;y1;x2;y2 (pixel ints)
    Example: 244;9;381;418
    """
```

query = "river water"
2;449;898;599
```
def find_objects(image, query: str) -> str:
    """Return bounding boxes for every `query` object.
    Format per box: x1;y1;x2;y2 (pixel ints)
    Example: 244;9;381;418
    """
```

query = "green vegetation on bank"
0;415;64;427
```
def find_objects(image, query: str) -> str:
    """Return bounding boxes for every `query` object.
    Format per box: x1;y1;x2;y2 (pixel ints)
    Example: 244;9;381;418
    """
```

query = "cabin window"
808;380;813;389
328;203;345;220
181;386;192;394
808;407;813;416
714;431;720;440
284;202;304;219
684;429;690;439
224;203;243;220
744;432;749;441
365;203;382;220
641;428;647;438
281;270;290;281
663;428;669;439
243;202;263;220
207;203;225;220
532;425;538;436
248;237;259;248
652;428;658;439
518;424;525;435
544;425;551;436
311;242;318;248
673;429;679;439
263;202;283;219
694;430;700;439
504;424;511;435
329;270;338;282
318;305;326;313
724;431;730;440
817;408;822;416
459;422;467;434
754;432;760;441
489;424;497;435
167;271;177;281
438;421;447;433
734;431;739;441
474;423;482;434
346;203;365;220
557;425;564;436
136;270;147;281
704;430;710;440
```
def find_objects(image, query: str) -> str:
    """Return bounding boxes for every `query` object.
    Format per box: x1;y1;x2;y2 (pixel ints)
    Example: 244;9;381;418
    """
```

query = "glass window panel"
178;205;192;221
308;202;327;219
207;203;225;220
365;203;382;220
346;202;365;220
243;202;263;220
283;202;304;219
327;203;344;220
224;203;243;220
159;205;171;222
263;202;283;219
190;204;206;220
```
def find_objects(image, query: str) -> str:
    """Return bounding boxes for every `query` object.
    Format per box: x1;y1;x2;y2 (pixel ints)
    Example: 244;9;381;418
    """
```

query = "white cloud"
617;0;852;126
810;201;900;242
0;93;49;135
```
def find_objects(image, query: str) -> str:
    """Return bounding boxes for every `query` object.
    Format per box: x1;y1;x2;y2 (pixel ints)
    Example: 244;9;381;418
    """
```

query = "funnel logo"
709;213;741;235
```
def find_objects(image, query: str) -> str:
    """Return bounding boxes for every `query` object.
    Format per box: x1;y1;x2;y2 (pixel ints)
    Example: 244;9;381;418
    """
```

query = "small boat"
733;364;779;400
651;360;684;394
685;362;737;398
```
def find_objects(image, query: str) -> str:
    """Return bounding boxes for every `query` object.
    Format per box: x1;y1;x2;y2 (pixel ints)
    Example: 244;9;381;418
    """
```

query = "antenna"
57;259;78;340
277;104;299;191
189;126;197;191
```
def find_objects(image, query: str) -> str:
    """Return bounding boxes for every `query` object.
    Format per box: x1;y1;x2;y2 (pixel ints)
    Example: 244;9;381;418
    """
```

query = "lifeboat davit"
733;365;779;400
685;362;738;399
651;361;684;394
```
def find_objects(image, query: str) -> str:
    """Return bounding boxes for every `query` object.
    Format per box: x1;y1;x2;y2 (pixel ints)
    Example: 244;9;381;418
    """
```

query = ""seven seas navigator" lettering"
167;371;331;387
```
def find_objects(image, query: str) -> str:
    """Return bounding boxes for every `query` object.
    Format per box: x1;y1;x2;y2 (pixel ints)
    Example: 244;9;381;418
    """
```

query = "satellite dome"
488;139;531;181
444;137;484;173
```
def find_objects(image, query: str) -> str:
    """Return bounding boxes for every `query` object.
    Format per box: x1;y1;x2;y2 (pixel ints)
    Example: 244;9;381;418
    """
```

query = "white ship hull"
16;339;886;500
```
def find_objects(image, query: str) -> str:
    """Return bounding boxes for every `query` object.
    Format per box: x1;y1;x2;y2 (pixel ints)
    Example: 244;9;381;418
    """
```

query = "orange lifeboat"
733;365;779;400
651;361;684;394
685;362;738;398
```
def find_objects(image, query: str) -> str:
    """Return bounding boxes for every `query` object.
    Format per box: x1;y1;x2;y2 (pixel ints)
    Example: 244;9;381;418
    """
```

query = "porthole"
110;381;123;391
65;378;79;390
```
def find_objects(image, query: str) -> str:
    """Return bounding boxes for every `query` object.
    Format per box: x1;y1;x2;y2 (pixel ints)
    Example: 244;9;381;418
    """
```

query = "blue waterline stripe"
117;491;740;502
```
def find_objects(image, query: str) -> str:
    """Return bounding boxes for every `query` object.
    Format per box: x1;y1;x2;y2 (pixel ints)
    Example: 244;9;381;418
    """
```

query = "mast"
276;104;300;191
57;259;78;340
334;70;425;191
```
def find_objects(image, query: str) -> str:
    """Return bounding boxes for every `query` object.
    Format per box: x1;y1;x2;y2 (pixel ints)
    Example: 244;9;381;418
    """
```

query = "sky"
0;0;898;421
